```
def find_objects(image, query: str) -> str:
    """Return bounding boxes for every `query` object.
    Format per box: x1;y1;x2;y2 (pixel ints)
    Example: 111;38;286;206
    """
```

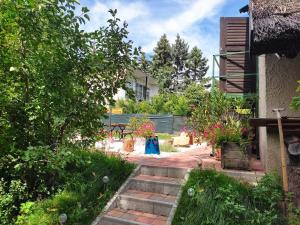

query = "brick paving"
126;144;212;169
124;189;177;203
133;174;183;185
125;144;264;171
106;208;168;225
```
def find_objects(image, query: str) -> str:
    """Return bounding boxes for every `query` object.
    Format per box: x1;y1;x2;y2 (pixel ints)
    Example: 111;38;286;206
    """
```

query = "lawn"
15;148;134;225
172;169;286;225
156;133;176;140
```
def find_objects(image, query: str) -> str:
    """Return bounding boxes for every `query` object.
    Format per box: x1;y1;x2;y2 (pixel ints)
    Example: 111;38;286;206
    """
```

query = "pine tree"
185;46;209;86
151;34;174;92
171;34;189;91
139;52;150;73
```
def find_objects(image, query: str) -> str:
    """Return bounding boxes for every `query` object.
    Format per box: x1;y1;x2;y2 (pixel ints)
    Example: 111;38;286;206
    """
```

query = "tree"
171;34;189;91
185;46;209;86
151;34;174;92
0;0;138;150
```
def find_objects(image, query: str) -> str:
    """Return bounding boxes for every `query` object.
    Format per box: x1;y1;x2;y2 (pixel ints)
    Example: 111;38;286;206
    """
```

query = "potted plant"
206;118;251;170
134;121;160;155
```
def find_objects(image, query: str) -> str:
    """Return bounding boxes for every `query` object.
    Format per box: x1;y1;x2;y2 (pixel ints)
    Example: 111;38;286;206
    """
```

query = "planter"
215;148;221;161
188;134;194;145
221;142;250;170
145;136;160;155
123;139;135;152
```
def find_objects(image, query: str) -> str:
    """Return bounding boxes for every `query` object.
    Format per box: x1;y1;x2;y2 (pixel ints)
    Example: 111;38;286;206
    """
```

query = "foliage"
172;170;286;225
152;34;174;92
116;99;139;114
156;133;175;140
171;34;189;91
116;84;208;116
0;179;29;224
128;116;150;131
0;1;138;150
189;89;254;143
185;46;209;85
160;142;177;152
290;80;300;110
287;193;300;225
188;89;231;137
134;121;156;138
204;117;250;150
151;34;209;92
14;147;134;225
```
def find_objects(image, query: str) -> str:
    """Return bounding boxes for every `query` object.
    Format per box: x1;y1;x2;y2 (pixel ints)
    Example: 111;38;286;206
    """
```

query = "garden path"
125;144;218;169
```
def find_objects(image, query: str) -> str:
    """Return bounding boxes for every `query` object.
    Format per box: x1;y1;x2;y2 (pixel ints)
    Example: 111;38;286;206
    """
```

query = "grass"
159;142;177;152
156;133;175;140
16;149;135;225
172;169;286;225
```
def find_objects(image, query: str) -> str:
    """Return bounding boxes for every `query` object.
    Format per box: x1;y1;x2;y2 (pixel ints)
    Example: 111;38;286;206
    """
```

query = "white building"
113;70;159;101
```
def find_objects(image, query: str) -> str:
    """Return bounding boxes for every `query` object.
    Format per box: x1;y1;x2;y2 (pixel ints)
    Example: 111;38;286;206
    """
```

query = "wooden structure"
219;17;257;95
221;142;250;170
250;117;300;206
250;0;300;58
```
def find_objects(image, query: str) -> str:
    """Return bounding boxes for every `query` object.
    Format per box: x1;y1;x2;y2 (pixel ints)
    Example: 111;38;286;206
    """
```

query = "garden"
1;1;300;225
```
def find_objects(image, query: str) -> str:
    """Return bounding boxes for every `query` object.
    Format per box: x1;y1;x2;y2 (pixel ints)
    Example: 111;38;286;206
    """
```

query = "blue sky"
80;0;248;75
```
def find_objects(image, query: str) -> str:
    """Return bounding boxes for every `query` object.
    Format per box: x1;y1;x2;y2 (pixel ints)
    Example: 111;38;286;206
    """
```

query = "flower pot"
221;142;250;170
123;139;135;152
215;148;221;161
145;136;160;155
189;134;194;145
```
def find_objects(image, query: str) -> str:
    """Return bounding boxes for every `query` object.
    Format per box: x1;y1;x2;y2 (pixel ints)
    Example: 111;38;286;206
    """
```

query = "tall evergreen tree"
171;34;189;91
151;34;174;92
185;46;209;86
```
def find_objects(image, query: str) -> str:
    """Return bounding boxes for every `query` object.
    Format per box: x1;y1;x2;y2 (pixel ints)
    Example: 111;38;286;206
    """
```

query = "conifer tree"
185;46;209;86
151;34;174;92
171;34;189;91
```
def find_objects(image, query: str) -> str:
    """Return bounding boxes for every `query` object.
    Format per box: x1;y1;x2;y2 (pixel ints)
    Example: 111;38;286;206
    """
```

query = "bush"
0;146;134;224
172;170;286;225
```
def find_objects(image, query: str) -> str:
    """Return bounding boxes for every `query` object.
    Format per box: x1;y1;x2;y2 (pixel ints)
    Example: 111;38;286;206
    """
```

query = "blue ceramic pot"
145;136;160;154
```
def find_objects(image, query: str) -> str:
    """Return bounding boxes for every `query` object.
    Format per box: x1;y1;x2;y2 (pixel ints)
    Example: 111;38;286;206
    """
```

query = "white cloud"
85;0;227;76
85;1;149;31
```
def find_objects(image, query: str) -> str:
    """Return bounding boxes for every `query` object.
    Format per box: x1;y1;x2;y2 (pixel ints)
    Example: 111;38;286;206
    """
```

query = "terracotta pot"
123;139;135;152
215;148;221;161
189;134;193;145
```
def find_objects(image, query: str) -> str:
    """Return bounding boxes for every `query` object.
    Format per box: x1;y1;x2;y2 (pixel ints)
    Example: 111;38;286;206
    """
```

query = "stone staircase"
92;165;189;225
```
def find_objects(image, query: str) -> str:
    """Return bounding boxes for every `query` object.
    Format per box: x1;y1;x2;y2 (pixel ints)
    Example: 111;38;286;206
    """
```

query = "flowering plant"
134;121;156;138
204;117;250;151
180;127;196;136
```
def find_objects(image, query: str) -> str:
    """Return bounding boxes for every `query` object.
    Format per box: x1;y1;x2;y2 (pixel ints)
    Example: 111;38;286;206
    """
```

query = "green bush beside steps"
172;169;288;225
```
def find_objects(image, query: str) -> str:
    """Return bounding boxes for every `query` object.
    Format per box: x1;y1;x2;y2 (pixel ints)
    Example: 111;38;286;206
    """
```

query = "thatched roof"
250;0;300;58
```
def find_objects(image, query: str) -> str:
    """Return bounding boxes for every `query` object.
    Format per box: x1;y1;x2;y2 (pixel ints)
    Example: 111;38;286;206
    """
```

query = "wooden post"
272;108;288;193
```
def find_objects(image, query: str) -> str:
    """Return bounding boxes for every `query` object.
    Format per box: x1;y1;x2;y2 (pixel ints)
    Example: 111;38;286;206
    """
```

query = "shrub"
0;146;134;224
172;170;286;225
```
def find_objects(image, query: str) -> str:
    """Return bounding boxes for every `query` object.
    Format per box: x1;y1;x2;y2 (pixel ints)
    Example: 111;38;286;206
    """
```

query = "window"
135;82;149;101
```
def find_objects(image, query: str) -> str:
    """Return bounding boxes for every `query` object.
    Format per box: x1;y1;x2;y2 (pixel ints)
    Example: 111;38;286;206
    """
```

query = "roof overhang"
249;0;300;58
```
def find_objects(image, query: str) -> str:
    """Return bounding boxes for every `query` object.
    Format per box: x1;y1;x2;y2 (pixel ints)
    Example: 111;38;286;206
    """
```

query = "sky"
80;0;249;76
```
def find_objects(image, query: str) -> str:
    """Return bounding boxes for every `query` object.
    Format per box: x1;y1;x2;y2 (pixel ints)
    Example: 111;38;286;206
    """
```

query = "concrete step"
101;208;168;225
123;189;177;203
222;169;265;184
128;175;182;196
118;194;173;217
140;165;188;179
93;165;190;225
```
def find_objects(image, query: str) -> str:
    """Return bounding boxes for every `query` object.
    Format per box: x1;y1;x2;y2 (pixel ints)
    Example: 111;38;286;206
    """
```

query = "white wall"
113;78;159;101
